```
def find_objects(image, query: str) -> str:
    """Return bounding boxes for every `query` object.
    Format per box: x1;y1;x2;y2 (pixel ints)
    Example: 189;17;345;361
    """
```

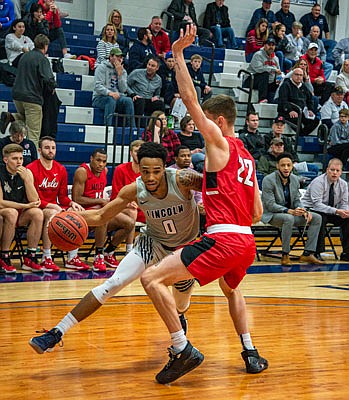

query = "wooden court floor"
0;253;348;400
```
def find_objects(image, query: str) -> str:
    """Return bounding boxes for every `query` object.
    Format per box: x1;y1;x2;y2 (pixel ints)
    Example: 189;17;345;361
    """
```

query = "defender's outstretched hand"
172;24;197;54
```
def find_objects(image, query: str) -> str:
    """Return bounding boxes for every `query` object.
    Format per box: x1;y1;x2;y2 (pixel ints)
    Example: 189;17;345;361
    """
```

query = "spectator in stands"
336;59;349;105
284;21;306;63
7;34;55;149
327;108;349;166
5;18;34;66
38;0;74;58
107;9;129;55
177;115;205;172
301;42;334;105
275;0;295;35
264;116;298;162
167;0;211;46
142;110;180;166
258;137;285;176
92;47;134;127
170;145;205;232
0;0;15;43
277;67;319;136
95;23;120;68
320;86;348;130
0;143;43;273
303;25;333;80
238;112;265;161
245;18;268;63
332;38;349;70
110;139;146;255
245;37;281;103
261;152;323;266
23;3;49;42
128;27;156;73
158;51;180;109
128;56;164;118
302;158;349;262
27;136;88;272
299;3;329;40
203;0;237;49
270;23;292;72
0;121;36;166
148;16;170;59
72;148;122;271
187;54;212;103
246;0;277;36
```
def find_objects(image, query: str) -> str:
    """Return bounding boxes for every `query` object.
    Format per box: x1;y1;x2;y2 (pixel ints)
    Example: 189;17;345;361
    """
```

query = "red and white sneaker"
65;256;90;271
22;256;43;272
0;258;16;274
104;253;119;269
92;254;106;272
41;257;60;272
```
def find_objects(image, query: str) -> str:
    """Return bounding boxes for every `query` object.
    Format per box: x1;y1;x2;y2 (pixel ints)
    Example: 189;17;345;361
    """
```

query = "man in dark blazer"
203;0;237;49
261;152;323;266
167;0;210;45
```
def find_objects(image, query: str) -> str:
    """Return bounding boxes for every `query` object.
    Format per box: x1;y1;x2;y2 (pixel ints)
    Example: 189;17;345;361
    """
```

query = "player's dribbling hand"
172;24;197;54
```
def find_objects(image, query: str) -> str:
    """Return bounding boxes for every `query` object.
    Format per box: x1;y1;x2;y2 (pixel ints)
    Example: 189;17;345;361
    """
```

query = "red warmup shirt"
149;26;171;55
111;162;145;223
203;136;256;227
27;159;71;209
300;54;325;83
79;163;107;210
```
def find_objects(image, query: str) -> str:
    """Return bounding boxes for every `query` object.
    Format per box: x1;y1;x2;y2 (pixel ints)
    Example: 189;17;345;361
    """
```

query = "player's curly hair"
137;142;167;166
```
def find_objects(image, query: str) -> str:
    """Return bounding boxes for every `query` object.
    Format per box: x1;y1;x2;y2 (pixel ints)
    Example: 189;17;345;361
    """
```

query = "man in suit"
261;152;323;266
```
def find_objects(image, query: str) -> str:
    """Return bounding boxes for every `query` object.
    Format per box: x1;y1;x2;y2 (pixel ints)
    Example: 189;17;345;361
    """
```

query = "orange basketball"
48;211;88;251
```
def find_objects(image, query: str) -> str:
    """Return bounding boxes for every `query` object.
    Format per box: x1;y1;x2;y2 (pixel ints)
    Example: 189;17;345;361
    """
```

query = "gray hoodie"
92;60;128;100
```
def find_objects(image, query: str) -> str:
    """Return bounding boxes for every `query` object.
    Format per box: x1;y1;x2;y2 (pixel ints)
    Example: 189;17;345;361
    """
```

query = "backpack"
0;63;17;86
51;58;65;74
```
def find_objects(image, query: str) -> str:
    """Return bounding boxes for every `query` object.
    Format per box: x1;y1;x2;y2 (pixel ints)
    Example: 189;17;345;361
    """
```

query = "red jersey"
79;163;107;210
111;162;145;223
27;159;71;209
203;137;256;227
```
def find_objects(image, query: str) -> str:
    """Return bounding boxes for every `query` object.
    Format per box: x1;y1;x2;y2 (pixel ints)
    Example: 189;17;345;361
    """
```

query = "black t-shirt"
177;131;205;150
0;165;27;203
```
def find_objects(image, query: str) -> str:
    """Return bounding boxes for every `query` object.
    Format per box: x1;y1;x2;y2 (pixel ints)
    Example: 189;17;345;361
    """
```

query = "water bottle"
194;35;199;46
167;115;174;129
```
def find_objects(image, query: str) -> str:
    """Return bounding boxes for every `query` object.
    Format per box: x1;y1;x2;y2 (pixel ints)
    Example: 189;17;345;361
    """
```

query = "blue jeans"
275;51;293;72
210;26;237;49
92;95;135;126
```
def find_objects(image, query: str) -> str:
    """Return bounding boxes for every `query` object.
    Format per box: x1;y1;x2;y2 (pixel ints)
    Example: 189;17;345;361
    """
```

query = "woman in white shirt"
5;19;34;67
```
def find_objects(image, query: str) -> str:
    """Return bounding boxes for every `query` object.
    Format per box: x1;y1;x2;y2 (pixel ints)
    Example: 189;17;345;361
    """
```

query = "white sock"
126;244;133;253
171;330;187;353
68;249;78;260
42;248;51;262
55;312;78;335
240;333;254;350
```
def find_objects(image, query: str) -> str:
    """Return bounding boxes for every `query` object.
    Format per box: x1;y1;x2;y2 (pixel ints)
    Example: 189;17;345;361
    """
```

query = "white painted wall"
56;0;347;40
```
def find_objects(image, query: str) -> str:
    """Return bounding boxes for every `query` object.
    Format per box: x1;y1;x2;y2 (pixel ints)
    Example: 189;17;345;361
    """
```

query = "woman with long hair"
95;23;120;68
142;111;181;166
245;18;269;63
271;23;293;72
107;9;129;55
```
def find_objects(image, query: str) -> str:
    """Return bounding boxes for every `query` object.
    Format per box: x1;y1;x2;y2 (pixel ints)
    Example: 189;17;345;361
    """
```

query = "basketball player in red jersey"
72;148;134;271
27;136;87;272
141;24;267;384
107;139;146;256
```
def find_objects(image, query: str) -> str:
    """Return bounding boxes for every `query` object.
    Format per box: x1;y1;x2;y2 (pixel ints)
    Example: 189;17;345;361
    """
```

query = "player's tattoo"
178;169;203;191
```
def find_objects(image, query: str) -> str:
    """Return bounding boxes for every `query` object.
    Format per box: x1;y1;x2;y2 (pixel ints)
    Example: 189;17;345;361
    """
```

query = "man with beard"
128;27;156;73
26;136;87;272
261;152;323;266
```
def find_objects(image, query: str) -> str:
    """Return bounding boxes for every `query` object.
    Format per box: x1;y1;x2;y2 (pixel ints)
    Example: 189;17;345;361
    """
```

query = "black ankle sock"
95;247;104;255
105;244;116;254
